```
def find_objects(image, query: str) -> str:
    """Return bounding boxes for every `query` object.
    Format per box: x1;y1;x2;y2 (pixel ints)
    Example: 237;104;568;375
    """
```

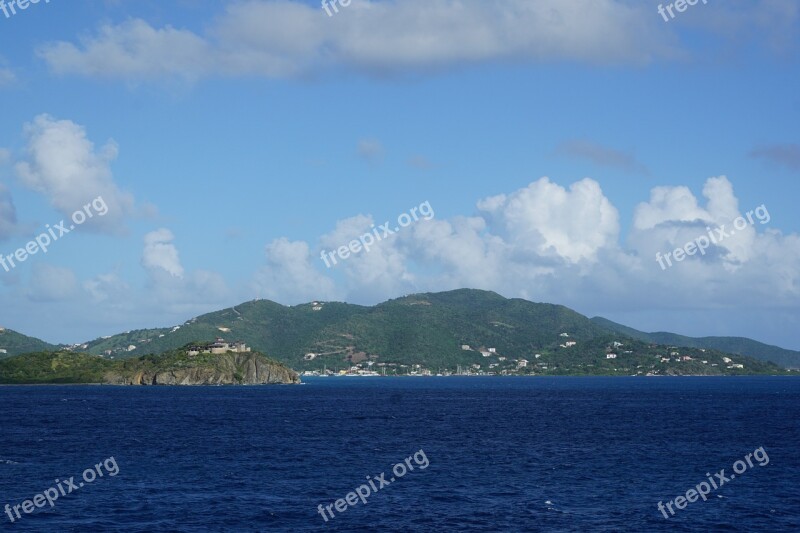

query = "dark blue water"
1;377;799;532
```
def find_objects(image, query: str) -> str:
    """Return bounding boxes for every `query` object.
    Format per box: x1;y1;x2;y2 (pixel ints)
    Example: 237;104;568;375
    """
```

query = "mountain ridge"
590;316;800;369
1;289;797;372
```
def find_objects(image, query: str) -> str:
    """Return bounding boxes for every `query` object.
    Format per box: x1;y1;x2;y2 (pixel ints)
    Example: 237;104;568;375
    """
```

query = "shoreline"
1;373;796;386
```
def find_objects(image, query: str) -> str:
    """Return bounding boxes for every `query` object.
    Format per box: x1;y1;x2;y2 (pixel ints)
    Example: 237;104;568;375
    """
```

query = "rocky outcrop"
103;352;300;386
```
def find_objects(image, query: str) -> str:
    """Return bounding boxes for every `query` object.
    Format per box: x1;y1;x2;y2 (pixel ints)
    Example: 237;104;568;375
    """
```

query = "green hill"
68;289;788;375
80;290;609;368
590;317;800;369
0;328;58;359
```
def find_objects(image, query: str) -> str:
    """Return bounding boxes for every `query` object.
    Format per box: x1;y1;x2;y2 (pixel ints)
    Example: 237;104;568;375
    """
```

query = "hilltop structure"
187;338;251;356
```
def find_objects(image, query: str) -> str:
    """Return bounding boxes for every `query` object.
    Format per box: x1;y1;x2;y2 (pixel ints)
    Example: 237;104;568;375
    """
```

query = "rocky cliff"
103;352;300;386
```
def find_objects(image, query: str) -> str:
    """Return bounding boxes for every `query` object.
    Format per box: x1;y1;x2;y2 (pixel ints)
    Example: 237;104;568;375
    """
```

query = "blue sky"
0;0;798;349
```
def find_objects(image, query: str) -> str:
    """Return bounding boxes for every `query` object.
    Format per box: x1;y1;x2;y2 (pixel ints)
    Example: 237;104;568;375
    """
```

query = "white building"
606;353;617;359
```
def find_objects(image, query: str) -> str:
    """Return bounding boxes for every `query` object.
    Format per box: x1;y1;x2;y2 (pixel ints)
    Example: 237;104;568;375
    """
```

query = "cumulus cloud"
251;238;339;303
238;174;799;344
38;0;674;82
15;114;136;233
140;228;231;314
319;215;415;301
555;139;649;175
478;177;620;263
142;228;184;277
630;176;765;268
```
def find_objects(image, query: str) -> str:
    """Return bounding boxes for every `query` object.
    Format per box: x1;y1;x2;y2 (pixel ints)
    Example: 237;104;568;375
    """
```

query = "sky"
0;0;798;349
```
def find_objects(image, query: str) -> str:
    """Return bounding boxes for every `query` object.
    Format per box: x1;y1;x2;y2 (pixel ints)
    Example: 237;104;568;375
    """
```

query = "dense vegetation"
0;351;108;383
0;329;58;359
0;345;293;385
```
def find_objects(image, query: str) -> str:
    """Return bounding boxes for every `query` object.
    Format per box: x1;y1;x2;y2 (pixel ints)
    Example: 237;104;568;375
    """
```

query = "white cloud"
142;228;184;277
38;0;675;82
15;114;136;233
478;177;620;263
140;228;232;315
236;175;799;344
319;215;415;301
251;238;339;303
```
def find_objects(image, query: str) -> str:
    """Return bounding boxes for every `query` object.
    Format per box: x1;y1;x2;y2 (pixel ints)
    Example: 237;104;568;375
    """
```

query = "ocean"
1;377;798;532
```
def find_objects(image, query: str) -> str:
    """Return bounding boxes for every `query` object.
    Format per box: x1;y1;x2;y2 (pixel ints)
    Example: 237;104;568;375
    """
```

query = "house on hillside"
606;353;617;359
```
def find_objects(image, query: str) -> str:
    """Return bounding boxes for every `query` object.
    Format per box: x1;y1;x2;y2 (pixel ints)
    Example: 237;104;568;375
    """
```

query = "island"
0;343;301;385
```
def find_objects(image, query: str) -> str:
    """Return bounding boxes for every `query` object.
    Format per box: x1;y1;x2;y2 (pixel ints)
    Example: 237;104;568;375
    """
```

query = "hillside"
0;347;299;385
0;328;58;359
591;317;800;369
79;290;608;368
67;289;788;376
